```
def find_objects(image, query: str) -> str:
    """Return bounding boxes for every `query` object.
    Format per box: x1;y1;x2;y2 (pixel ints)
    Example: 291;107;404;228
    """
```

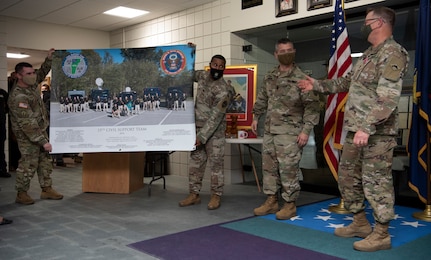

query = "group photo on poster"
49;45;196;153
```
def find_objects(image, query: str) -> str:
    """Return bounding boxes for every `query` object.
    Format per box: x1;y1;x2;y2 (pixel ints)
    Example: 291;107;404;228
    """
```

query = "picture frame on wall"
276;0;298;17
205;65;258;129
242;0;263;10
308;0;332;11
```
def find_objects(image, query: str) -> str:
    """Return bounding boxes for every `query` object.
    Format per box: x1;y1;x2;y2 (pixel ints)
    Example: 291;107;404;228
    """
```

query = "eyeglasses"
277;49;295;54
363;17;382;25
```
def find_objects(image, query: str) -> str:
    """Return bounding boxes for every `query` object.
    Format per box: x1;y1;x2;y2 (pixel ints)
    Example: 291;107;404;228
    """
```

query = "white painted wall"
0;16;110;174
5;17;110;50
227;0;384;32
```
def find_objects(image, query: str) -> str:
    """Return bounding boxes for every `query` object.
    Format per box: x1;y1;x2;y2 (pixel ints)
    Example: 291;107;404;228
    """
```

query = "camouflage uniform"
8;57;53;192
314;36;409;223
188;70;235;196
253;65;320;202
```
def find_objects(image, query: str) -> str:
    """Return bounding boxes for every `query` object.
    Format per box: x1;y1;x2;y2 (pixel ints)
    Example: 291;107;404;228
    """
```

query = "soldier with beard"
179;51;235;210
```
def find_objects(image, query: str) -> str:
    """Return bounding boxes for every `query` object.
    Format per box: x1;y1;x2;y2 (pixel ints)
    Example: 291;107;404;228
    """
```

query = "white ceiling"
2;0;214;72
0;0;214;31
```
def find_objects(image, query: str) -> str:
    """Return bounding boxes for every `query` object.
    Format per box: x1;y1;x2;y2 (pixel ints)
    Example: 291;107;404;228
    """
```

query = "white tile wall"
109;1;254;183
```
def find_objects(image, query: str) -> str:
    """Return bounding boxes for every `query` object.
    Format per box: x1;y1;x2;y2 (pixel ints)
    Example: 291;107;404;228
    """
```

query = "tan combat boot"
178;193;201;207
207;194;221;210
254;195;278;216
334;211;372;238
40;187;64;200
353;222;391;252
16;191;35;205
276;202;297;220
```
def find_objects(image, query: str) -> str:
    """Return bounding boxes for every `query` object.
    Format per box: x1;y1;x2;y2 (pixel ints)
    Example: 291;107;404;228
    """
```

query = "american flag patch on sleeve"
18;102;28;108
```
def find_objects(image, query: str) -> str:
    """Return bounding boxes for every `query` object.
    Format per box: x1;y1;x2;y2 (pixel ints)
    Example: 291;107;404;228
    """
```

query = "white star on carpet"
393;214;405;220
289;215;303;221
319;208;331;214
401;221;426;228
314;215;335;221
327;223;345;228
343;215;353;221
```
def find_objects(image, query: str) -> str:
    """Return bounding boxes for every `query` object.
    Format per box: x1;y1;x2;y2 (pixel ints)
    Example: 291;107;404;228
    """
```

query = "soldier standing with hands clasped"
251;38;320;220
298;6;409;252
8;48;64;205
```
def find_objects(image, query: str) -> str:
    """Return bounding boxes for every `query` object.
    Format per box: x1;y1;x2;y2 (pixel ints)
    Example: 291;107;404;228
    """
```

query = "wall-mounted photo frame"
224;65;257;129
205;65;257;129
242;0;263;10
276;0;298;17
308;0;332;10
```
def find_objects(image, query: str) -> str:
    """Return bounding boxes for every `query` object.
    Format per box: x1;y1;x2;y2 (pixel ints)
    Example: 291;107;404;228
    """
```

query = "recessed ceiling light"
103;6;149;18
7;53;30;59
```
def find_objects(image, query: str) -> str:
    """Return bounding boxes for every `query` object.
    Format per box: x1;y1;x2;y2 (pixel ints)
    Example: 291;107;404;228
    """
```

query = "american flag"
324;0;352;180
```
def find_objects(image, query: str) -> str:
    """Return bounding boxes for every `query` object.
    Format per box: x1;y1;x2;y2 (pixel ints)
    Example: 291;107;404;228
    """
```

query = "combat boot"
40;187;64;200
207;194;221;210
276;202;296;220
334;211;372;238
179;193;201;207
16;191;35;205
254;195;278;216
353;222;391;252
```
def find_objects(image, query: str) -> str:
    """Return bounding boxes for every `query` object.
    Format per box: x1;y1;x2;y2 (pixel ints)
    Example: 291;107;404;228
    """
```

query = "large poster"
50;45;196;153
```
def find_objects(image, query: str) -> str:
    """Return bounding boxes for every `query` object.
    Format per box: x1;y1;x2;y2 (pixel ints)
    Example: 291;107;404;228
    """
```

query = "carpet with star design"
129;198;431;259
258;198;431;248
222;198;431;259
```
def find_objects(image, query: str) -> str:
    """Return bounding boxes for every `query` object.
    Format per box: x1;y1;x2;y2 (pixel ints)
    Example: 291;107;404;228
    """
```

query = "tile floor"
0;158;335;259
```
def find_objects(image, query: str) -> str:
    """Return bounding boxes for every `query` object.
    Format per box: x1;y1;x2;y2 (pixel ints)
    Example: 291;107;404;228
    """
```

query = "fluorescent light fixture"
7;53;30;59
103;6;148;18
351;52;363;58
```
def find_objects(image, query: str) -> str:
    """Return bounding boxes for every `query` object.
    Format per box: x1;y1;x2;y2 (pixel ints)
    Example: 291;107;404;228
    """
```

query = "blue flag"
408;0;431;204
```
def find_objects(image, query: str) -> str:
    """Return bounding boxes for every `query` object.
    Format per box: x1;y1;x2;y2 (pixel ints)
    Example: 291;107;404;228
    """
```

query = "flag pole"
329;198;350;214
328;151;348;214
410;0;431;222
412;130;431;221
326;0;350;215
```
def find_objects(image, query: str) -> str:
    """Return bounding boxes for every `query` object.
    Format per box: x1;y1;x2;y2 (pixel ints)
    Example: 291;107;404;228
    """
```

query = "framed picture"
223;65;257;129
242;0;263;10
308;0;332;10
206;64;257;129
276;0;298;17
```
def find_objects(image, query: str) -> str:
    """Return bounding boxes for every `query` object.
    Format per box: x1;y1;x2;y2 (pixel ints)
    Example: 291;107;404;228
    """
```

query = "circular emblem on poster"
160;50;186;75
62;53;88;78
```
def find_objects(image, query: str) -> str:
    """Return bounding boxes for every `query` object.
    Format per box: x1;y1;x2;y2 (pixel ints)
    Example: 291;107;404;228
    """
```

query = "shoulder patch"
383;56;405;82
18;102;28;109
217;96;230;111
